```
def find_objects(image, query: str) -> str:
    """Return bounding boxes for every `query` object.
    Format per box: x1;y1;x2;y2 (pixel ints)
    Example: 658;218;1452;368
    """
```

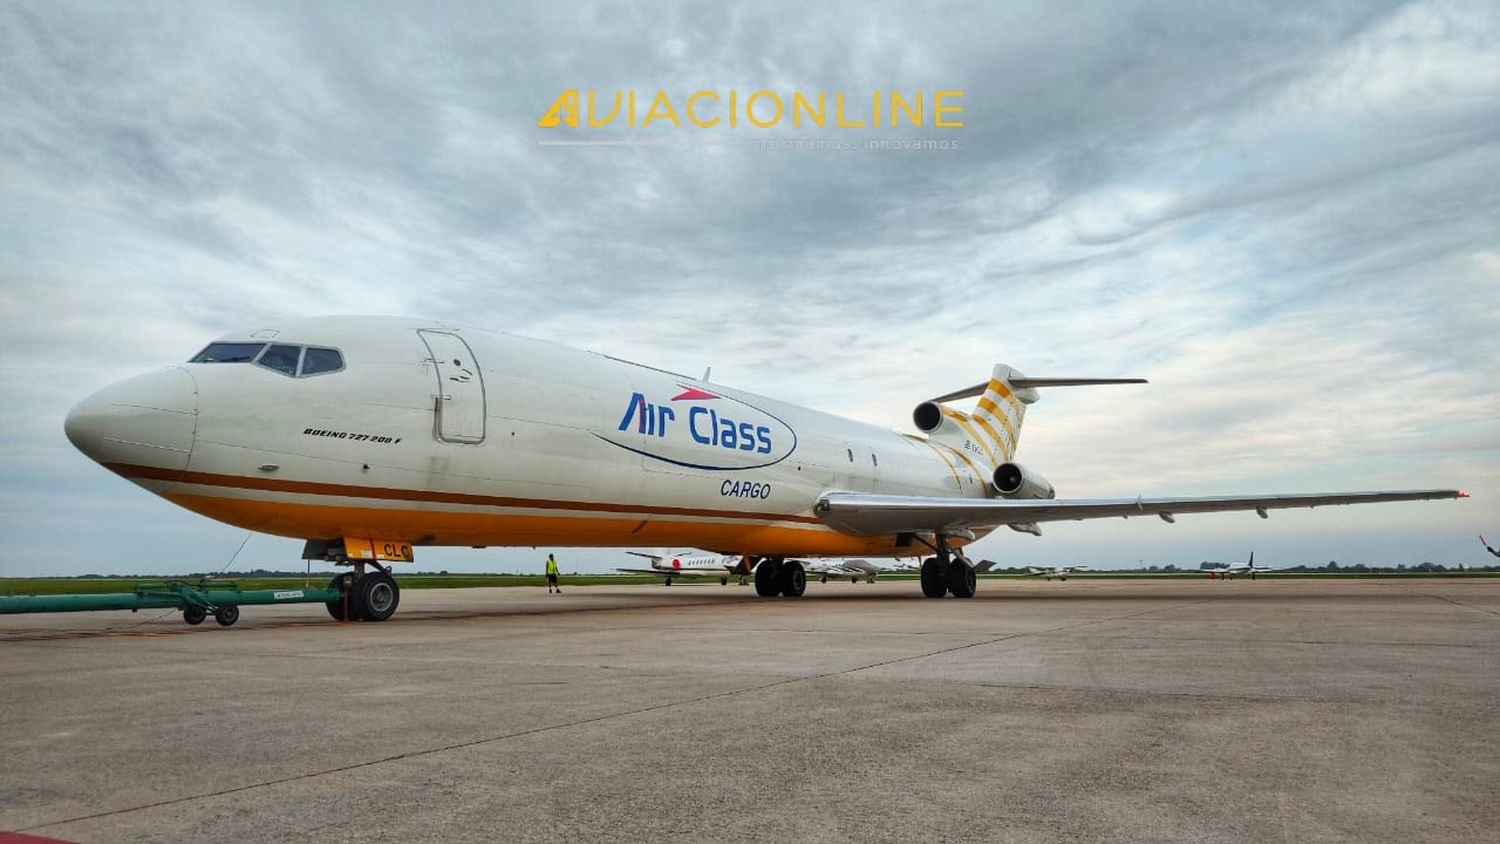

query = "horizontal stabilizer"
929;377;1146;403
1011;377;1148;389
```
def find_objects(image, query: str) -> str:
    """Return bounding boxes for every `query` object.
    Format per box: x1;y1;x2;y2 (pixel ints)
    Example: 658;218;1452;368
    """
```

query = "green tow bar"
0;579;346;627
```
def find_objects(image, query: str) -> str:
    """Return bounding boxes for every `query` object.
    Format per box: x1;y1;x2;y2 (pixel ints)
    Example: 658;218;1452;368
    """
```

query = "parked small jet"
805;557;917;583
1026;565;1088;580
617;550;750;586
1199;552;1277;580
62;316;1467;621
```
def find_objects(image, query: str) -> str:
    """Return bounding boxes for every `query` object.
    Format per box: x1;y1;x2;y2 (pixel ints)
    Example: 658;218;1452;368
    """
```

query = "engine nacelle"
992;462;1056;500
912;401;944;433
912;400;974;442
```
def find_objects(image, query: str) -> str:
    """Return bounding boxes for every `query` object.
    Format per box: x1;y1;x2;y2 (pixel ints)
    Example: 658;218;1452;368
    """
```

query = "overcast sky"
1;1;1496;576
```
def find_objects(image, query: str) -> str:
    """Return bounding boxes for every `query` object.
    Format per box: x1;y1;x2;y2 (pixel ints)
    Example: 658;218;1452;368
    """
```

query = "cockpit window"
300;347;344;376
191;342;266;363
190;341;344;377
255;344;302;376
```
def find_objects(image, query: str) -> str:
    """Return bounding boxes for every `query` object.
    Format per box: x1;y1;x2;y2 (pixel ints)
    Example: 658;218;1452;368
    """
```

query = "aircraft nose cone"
65;366;198;473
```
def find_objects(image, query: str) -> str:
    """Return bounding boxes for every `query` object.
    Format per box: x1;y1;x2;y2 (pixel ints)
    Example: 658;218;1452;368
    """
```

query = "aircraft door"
836;441;859;491
419;330;486;444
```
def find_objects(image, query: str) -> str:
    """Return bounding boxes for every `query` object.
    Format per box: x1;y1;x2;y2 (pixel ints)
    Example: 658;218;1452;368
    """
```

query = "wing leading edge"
814;490;1466;536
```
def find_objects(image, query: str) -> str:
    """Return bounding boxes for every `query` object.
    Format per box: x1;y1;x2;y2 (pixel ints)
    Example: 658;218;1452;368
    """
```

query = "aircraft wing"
815;490;1466;536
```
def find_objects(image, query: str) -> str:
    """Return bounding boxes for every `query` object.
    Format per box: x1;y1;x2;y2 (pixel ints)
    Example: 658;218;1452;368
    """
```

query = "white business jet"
1026;565;1088;581
1199;552;1278;580
617;549;750;585
63;316;1466;621
804;557;911;584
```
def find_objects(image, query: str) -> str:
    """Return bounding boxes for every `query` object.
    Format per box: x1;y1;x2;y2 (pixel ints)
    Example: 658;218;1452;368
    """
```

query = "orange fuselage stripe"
940;408;998;466
975;396;1017;444
918;439;964;488
972;415;1011;461
162;493;954;556
106;462;823;525
990;380;1022;415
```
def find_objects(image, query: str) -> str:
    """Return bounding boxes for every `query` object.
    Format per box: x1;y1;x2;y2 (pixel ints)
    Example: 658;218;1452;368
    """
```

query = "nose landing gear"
324;566;401;622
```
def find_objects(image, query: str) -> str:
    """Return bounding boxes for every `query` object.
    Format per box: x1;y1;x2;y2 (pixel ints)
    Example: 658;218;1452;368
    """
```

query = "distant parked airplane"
1199;552;1277;580
617;550;749;586
805;557;919;583
1026;565;1088;581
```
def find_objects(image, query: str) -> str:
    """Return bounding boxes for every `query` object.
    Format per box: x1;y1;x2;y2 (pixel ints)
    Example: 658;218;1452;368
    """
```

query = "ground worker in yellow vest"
545;553;561;593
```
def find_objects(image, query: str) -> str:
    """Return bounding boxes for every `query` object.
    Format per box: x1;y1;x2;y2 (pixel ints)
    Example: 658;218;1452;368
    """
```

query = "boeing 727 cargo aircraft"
63;317;1466;621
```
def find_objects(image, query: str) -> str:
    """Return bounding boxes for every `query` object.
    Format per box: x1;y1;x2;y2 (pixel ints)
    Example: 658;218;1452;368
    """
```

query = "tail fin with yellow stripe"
913;365;1145;471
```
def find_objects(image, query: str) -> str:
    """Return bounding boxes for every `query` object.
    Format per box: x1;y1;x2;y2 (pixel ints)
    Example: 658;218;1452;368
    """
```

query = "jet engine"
912;401;944;433
992;462;1056;500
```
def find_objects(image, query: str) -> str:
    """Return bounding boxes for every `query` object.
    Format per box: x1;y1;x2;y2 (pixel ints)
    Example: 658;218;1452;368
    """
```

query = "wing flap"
815;490;1465;536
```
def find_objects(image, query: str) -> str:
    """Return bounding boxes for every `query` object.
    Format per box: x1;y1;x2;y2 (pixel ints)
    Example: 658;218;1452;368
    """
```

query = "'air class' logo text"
597;384;797;471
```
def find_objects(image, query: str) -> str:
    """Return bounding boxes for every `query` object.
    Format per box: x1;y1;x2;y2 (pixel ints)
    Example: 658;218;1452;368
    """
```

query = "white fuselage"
644;553;741;573
65;317;995;558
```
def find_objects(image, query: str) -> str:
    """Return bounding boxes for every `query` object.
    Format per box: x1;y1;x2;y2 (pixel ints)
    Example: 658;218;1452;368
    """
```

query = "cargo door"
419;330;486;443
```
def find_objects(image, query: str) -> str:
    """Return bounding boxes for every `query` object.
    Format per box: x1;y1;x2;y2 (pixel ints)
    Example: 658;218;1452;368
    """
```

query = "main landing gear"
325;563;401;622
920;535;977;599
753;557;806;598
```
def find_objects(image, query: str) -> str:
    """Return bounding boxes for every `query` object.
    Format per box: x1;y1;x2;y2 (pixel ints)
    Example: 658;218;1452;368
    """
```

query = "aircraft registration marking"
344;538;416;562
303;428;403;444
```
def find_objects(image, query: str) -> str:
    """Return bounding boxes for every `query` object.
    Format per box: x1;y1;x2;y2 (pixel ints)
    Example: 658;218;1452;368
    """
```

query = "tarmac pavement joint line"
918;678;1496;709
1390;585;1500;619
16;594;1226;834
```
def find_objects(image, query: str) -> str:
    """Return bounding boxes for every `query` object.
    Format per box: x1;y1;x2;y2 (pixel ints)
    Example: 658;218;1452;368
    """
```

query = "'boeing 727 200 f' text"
63;317;1467;621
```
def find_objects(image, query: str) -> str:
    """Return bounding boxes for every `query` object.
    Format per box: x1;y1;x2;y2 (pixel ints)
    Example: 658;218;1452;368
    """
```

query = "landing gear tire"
183;606;207;625
720;577;729;586
754;559;782;597
948;559;977;599
920;557;947;598
778;561;806;598
664;577;673;586
353;572;400;622
325;573;357;621
214;604;240;626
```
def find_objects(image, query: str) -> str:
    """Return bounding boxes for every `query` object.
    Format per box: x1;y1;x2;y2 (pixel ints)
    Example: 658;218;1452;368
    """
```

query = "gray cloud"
1;0;1496;574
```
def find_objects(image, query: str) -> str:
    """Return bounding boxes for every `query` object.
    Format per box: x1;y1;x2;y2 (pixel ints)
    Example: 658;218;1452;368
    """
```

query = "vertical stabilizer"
913;364;1035;471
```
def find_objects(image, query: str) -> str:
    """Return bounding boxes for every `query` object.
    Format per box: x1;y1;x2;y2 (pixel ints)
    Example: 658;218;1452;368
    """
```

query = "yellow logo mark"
537;89;580;128
537;89;964;129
